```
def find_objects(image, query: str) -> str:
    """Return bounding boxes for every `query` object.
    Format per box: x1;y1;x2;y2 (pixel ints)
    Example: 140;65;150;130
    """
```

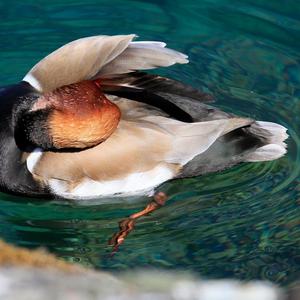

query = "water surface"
0;0;299;286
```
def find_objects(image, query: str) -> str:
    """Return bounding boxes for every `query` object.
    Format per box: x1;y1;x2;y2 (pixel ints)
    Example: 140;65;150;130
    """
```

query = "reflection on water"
0;0;299;286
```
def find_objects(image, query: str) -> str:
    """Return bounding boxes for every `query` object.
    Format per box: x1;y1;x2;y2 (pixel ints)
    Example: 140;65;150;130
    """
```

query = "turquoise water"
0;0;299;286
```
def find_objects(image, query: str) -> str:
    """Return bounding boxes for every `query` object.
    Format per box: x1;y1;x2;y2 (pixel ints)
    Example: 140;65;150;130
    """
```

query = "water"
0;0;299;286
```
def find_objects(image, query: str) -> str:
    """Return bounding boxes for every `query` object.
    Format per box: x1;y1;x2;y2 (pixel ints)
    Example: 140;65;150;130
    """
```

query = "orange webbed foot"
108;192;168;255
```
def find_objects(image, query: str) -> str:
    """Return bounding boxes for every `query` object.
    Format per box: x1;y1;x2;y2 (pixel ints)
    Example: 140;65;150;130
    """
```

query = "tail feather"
245;121;288;162
178;120;288;178
142;116;253;165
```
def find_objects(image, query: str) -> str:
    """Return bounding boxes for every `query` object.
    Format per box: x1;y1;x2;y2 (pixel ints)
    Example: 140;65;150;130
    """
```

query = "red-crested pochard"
0;34;288;201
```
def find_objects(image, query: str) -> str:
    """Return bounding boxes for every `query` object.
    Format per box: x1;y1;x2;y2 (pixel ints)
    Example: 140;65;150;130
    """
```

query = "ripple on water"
0;0;299;286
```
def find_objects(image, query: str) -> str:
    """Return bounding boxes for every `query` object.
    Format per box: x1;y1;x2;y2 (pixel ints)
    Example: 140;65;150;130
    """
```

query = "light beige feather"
97;41;189;76
23;35;188;93
140;115;253;164
23;35;136;92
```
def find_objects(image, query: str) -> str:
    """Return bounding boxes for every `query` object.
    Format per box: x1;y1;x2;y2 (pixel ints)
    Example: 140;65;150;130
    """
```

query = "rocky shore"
0;239;297;300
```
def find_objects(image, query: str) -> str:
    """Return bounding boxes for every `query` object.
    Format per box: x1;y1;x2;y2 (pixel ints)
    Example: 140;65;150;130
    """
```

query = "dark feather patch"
100;72;214;122
104;86;193;123
101;72;214;102
14;109;53;151
101;72;214;103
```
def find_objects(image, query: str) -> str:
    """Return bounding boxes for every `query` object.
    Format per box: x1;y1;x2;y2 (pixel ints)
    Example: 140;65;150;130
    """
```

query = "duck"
0;34;288;200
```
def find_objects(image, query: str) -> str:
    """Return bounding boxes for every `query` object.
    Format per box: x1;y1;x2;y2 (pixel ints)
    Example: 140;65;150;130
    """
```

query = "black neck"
0;82;49;198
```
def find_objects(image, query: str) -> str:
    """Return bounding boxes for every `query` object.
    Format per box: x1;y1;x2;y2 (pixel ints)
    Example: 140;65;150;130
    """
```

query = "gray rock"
0;267;285;300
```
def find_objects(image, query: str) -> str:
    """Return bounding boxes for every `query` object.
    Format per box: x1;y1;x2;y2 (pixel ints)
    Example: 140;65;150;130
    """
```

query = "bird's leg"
108;191;168;254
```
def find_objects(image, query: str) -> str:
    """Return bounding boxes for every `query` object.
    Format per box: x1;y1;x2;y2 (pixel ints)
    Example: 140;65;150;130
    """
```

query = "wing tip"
129;40;189;65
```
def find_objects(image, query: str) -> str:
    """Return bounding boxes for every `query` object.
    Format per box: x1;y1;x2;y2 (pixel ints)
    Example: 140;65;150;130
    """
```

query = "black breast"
0;82;51;198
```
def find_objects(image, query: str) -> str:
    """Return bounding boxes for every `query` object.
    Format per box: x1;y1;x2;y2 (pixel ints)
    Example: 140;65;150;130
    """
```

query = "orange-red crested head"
15;81;121;150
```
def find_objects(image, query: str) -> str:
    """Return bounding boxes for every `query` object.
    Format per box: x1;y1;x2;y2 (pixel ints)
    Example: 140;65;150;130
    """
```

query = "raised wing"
23;35;188;93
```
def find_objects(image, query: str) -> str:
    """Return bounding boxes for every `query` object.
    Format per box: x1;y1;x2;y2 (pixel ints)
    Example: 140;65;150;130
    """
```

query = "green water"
0;0;299;286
